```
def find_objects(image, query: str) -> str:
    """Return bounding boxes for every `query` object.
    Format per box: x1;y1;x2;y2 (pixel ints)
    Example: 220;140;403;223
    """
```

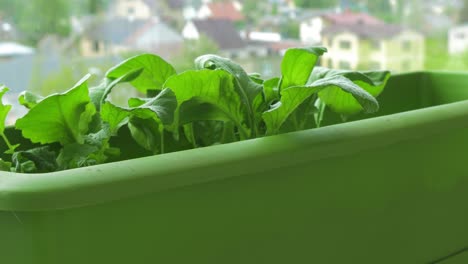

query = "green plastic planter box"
1;71;468;263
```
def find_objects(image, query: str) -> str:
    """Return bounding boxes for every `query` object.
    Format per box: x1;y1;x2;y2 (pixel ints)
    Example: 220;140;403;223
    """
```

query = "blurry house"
448;24;468;54
110;0;159;19
321;23;425;72
299;10;382;44
80;18;183;59
197;1;244;22
182;19;248;58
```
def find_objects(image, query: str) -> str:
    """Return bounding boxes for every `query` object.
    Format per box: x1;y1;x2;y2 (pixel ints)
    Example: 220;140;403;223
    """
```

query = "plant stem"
1;132;15;153
160;129;165;154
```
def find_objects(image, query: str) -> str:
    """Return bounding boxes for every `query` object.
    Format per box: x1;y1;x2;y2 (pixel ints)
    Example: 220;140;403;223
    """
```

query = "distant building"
110;0;159;19
182;19;248;58
299;10;382;44
298;11;425;72
321;23;425;72
197;1;244;22
448;24;468;54
80;18;183;58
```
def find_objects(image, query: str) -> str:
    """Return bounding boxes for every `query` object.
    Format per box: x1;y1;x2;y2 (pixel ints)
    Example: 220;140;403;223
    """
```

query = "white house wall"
182;21;200;40
389;30;425;71
300;17;323;44
114;0;152;19
448;24;468;54
322;32;359;69
197;5;212;19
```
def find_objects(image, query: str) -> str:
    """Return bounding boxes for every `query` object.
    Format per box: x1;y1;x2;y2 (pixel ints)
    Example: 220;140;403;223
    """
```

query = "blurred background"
1;0;468;123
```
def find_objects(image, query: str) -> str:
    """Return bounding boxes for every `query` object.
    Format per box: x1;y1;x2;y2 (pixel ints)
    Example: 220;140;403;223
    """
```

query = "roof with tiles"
323;10;384;26
192;19;246;50
206;2;244;22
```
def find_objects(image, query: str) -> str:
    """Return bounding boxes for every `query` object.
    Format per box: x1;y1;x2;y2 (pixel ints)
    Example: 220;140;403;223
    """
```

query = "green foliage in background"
459;0;468;23
295;0;338;8
0;0;71;45
172;35;219;72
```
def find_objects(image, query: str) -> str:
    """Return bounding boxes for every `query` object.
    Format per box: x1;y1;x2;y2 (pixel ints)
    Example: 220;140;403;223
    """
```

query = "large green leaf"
100;89;177;153
195;55;262;136
263;75;378;135
162;69;249;138
106;54;176;93
310;67;391;114
16;75;96;145
280;47;327;90
89;68;143;110
12;146;58;173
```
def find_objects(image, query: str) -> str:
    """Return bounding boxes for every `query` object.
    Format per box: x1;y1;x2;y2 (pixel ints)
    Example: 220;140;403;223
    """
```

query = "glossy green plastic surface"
1;72;468;263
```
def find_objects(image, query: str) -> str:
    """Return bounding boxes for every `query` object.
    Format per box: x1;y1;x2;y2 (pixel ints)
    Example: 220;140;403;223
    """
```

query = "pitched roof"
322;23;404;39
206;2;244;21
84;18;147;44
323;11;384;26
192;19;245;50
130;20;183;47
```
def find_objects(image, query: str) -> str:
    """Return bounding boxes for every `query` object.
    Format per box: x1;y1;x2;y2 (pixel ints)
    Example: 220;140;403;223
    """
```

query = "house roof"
131;20;183;47
192;19;246;50
323;11;384;26
84;18;147;44
322;23;405;39
206;2;244;21
296;8;336;21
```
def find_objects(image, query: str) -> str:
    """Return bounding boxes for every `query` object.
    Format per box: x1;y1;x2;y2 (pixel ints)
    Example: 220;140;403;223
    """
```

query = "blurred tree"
364;0;405;23
280;20;300;39
459;0;468;23
295;0;338;8
0;0;71;45
88;0;109;14
173;35;219;72
401;0;425;31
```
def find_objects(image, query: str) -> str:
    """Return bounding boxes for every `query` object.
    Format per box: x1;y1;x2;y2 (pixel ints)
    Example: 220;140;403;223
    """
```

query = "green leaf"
57;143;99;169
263;75;378;135
102;88;176;129
18;91;44;109
100;103;130;135
106;54;176;94
89;68;143;111
310;67;391;114
0;86;19;154
57;125;119;170
191;120;225;147
0;159;11;172
16;75;96;145
280;47;327;90
263;77;281;106
101;89;177;153
314;98;326;128
195;55;263;137
162;69;248;138
128;117;161;153
12;146;58;173
128;97;149;107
